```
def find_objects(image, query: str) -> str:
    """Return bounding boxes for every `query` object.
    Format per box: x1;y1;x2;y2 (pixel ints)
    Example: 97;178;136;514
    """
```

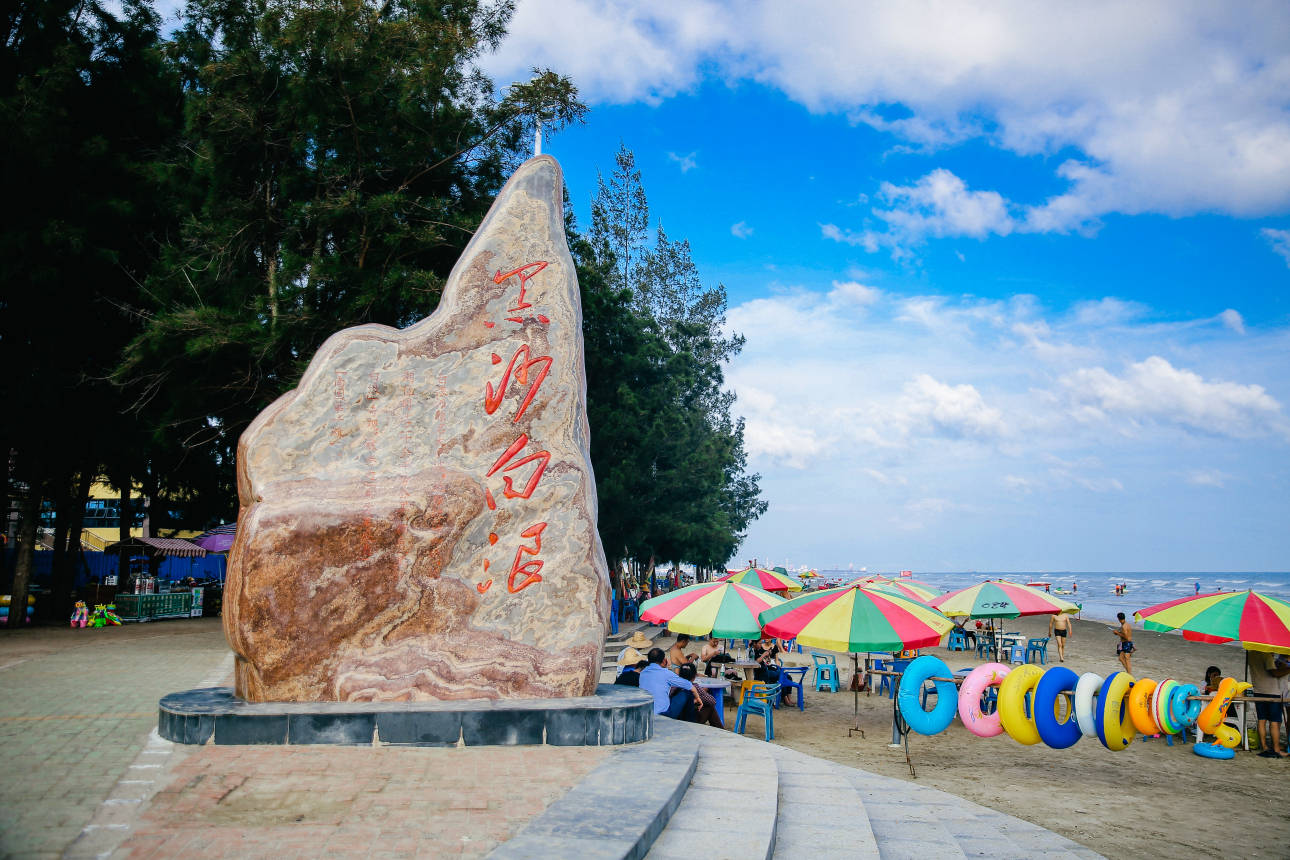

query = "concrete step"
644;726;779;860
769;746;880;859
489;719;697;860
848;769;1101;860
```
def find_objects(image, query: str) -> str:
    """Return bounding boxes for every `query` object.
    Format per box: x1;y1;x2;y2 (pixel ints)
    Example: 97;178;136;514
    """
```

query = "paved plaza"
0;621;606;859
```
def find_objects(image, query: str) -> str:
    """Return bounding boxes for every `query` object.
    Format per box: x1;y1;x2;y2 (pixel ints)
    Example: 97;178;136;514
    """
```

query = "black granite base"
157;685;654;747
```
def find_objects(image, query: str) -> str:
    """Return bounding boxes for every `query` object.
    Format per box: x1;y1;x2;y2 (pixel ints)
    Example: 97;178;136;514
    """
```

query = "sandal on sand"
1257;750;1278;758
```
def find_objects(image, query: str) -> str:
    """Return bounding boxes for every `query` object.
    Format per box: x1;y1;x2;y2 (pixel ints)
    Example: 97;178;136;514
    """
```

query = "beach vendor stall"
102;537;208;621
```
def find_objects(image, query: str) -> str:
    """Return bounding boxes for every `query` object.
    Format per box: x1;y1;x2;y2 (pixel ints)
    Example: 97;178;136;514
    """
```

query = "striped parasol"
639;581;786;639
719;566;803;592
758;583;953;652
930;579;1079;620
1134;590;1290;654
861;576;940;604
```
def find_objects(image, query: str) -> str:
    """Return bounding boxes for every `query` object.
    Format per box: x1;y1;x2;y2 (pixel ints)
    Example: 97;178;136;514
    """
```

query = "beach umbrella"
639;581;786;640
931;579;1078;661
194;523;237;553
862;577;940;604
1134;590;1290;654
719;566;803;592
759;583;954;652
759;583;954;737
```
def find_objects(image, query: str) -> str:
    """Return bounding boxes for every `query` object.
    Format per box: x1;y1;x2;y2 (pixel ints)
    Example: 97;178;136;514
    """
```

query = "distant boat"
1025;581;1050;588
899;570;913;578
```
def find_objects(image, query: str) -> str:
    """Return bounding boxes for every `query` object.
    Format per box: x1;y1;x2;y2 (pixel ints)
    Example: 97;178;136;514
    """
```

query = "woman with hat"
614;647;649;687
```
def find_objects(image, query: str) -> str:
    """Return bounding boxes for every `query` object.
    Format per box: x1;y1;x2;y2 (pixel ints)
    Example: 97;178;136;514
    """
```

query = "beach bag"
850;672;867;692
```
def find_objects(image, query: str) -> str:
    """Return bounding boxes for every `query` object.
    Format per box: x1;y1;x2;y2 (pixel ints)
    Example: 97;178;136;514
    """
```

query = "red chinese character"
506;522;547;593
485;434;550;500
484;346;552;423
493;261;548;312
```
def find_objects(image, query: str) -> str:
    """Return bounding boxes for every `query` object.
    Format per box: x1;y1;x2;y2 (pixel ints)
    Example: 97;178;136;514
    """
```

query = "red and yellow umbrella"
930;579;1079;619
861;576;940;604
1134;590;1290;654
719;566;803;593
639;581;785;639
758;583;953;652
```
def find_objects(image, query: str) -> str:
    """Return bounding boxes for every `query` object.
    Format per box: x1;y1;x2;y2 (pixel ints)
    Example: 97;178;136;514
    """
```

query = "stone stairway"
494;715;1104;860
601;622;665;678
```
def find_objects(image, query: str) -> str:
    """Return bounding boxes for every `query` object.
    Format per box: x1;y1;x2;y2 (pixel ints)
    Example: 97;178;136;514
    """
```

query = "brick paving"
0;619;609;859
117;744;606;859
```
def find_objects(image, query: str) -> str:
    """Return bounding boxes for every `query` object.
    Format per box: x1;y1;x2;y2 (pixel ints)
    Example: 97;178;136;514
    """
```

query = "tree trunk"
53;470;93;611
116;470;131;585
48;469;73;613
8;459;43;628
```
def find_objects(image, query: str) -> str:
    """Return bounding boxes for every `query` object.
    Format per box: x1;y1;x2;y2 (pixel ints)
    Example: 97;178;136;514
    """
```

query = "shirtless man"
1049;612;1073;662
667;634;697;669
1113;612;1134;673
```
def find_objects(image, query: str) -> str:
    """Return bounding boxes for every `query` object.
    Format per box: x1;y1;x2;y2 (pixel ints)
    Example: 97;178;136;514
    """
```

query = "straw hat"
617;646;647;666
625;631;653;650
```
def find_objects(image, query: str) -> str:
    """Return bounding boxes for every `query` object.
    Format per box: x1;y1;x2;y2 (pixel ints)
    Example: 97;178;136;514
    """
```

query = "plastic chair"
810;652;840;692
883;659;912;699
733;679;758;706
734;683;780;741
1007;643;1026;664
975;634;996;659
778;666;808;710
1025;637;1049;664
946;630;968;651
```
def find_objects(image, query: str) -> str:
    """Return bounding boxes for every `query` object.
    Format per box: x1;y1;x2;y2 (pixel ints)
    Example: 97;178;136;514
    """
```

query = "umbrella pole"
848;653;864;738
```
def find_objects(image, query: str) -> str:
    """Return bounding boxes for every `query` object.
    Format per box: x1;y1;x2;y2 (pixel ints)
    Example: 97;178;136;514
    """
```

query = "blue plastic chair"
1025;637;1049;664
734;683;780;740
1007;643;1026;663
975;634;996;660
778;666;808;710
810;652;840;692
947;630;968;651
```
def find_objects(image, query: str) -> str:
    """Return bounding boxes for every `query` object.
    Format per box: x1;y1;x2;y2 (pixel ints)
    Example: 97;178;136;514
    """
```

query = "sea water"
816;571;1290;625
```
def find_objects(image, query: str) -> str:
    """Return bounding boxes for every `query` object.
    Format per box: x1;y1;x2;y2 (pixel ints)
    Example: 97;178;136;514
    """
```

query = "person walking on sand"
1049;612;1072;662
1113;612;1134;674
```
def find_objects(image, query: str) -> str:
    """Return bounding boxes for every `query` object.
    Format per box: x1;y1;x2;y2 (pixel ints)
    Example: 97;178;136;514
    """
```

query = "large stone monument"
223;155;611;703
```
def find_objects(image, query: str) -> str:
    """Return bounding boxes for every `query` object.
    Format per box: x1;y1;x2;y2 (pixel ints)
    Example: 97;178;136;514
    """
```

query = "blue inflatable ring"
1193;741;1235;760
1170;683;1202;728
898;655;958;735
1033;666;1082;749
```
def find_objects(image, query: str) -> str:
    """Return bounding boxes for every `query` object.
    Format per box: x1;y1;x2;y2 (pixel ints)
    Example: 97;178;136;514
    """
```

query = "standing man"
1049;612;1073;662
1113;613;1134;674
1247;651;1290;758
638;648;703;721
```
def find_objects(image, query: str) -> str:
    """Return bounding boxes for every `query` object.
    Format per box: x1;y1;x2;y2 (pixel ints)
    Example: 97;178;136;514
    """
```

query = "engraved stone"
224;156;610;702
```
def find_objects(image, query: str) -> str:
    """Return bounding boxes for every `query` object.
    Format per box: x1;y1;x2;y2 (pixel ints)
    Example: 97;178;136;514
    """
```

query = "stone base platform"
157;684;653;747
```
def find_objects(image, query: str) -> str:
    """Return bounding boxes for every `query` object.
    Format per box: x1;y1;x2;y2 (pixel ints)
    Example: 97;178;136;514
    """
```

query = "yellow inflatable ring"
1127;678;1160;735
998;664;1045;746
1094;672;1136;751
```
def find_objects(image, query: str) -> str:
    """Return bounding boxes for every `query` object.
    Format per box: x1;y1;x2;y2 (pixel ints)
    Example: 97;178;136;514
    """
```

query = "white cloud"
731;221;753;239
1188;470;1232;488
1060;356;1286;437
1219;309;1246;335
1264;228;1290;267
668;151;698;172
899;374;1008;441
486;2;1290;228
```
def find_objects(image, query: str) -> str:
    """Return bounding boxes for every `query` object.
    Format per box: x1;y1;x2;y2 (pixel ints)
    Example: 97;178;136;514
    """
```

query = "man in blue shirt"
638;648;702;720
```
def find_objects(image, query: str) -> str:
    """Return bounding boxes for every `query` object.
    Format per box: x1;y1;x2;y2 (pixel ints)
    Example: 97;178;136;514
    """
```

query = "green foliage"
579;146;767;577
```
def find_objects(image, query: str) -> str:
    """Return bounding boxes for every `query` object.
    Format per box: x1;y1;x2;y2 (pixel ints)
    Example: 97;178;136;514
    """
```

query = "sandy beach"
681;617;1290;858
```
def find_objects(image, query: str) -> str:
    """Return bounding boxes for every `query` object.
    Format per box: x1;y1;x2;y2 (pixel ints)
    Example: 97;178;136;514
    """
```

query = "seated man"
700;639;734;677
677;663;722;727
668;634;697;669
639;647;702;720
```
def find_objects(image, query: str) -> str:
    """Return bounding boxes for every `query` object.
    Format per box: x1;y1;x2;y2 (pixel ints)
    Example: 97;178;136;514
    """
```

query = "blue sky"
474;1;1290;572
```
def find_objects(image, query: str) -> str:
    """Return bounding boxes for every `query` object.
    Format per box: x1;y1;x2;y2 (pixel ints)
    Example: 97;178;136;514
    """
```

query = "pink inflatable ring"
958;663;1011;738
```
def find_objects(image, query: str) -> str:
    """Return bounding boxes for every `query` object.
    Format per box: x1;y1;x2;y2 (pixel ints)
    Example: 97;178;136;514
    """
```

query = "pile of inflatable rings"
896;655;1252;758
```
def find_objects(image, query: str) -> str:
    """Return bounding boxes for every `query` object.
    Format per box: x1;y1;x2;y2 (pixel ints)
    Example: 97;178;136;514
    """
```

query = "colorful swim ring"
1197;677;1250;748
998;664;1045;746
897;655;958;735
1127;678;1160;736
957;663;1010;738
1094;672;1135;751
1193;742;1235;760
1033;666;1082;749
1073;672;1104;738
1151;679;1180;735
1169;683;1202;729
